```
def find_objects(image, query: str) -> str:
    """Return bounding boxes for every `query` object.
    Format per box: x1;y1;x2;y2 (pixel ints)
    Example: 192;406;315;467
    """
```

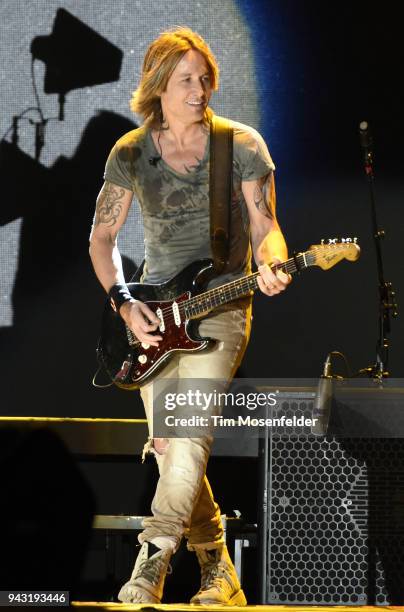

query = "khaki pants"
138;302;252;552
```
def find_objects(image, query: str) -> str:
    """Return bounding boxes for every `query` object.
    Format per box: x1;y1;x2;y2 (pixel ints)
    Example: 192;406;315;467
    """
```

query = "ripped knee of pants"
153;438;170;455
142;437;170;463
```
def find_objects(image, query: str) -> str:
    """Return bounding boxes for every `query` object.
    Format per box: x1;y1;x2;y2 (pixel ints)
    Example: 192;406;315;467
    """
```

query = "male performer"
89;27;290;605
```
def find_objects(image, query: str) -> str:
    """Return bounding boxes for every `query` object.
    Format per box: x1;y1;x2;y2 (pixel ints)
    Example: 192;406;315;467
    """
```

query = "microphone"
359;120;373;168
311;353;333;436
148;155;161;166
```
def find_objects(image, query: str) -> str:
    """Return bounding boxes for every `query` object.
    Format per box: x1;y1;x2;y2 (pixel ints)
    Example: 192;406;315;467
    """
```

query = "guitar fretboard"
184;251;315;318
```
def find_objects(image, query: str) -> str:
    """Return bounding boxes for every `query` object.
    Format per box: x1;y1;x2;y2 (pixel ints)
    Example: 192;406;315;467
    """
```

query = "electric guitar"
96;240;360;390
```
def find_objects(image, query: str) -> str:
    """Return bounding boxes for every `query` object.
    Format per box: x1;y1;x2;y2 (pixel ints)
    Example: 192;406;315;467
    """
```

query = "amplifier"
259;388;404;605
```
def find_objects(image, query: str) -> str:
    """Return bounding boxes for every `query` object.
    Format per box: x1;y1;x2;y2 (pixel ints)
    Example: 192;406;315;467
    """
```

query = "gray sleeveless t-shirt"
104;117;275;290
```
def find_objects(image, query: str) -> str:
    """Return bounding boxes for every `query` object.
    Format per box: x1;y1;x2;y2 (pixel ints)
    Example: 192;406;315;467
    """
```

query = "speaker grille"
266;398;404;605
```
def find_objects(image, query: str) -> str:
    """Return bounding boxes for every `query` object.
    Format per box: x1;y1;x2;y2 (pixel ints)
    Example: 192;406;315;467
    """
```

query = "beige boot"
118;541;172;603
190;544;247;605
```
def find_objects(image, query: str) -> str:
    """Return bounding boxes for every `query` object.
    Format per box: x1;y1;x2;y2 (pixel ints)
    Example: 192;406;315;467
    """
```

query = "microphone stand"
357;121;398;379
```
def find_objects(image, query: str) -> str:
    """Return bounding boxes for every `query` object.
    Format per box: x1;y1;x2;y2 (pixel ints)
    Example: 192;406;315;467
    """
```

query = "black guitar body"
97;259;217;389
96;241;360;390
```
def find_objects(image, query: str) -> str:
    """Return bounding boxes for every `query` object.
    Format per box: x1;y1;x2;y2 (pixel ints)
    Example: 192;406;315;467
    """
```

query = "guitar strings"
147;245;346;323
152;257;304;322
151;255;305;321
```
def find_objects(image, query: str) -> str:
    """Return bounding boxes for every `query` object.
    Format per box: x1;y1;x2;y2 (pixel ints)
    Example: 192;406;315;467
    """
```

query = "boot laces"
201;559;230;590
136;554;172;586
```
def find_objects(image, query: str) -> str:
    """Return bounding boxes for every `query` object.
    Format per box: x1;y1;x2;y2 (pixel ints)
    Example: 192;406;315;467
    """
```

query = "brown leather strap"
210;115;233;273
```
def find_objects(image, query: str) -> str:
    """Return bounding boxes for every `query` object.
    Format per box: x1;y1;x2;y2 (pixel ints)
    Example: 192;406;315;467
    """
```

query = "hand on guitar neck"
257;256;292;296
120;300;162;347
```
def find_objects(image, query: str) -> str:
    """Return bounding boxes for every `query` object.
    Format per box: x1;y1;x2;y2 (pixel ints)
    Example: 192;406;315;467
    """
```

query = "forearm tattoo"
253;173;275;220
94;181;125;227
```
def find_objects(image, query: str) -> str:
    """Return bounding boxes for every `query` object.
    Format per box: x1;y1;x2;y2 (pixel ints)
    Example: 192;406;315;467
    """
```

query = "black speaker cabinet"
260;389;404;606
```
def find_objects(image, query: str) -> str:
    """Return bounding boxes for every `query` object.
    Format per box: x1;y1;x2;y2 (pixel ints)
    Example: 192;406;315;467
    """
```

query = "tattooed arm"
89;181;162;344
242;172;290;296
89;181;134;293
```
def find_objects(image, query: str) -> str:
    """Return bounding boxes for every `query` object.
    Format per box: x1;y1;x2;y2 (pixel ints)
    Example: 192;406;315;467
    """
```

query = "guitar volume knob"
138;354;147;364
141;343;150;349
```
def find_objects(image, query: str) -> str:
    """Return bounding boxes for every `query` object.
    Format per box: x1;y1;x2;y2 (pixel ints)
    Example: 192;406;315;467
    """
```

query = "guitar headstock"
309;238;361;270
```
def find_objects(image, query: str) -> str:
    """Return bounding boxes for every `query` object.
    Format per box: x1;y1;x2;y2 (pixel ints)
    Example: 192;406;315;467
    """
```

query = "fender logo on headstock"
323;253;339;263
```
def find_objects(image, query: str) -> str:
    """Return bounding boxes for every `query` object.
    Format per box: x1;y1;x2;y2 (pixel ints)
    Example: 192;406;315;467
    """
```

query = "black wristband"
108;283;134;314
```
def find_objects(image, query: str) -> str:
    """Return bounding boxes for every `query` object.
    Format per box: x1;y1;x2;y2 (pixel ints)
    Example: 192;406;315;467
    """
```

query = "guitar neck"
185;251;315;318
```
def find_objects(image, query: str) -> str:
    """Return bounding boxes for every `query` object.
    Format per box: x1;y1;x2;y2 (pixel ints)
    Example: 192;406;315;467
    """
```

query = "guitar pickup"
172;302;181;327
156;307;165;332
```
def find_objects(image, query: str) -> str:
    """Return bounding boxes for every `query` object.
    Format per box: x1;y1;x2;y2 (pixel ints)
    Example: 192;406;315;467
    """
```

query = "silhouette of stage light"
31;8;123;119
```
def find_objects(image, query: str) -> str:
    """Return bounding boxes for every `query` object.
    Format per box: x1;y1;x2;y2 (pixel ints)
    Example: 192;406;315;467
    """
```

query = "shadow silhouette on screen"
0;9;142;416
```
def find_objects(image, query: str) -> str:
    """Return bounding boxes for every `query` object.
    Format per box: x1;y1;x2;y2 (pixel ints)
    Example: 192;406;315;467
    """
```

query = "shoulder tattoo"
253;173;275;220
94;182;125;227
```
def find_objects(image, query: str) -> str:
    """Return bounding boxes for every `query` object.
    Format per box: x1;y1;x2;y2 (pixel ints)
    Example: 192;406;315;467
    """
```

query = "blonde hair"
130;26;219;128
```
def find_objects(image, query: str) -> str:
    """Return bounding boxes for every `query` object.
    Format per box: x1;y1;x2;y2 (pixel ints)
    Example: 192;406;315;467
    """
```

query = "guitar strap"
209;115;233;273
